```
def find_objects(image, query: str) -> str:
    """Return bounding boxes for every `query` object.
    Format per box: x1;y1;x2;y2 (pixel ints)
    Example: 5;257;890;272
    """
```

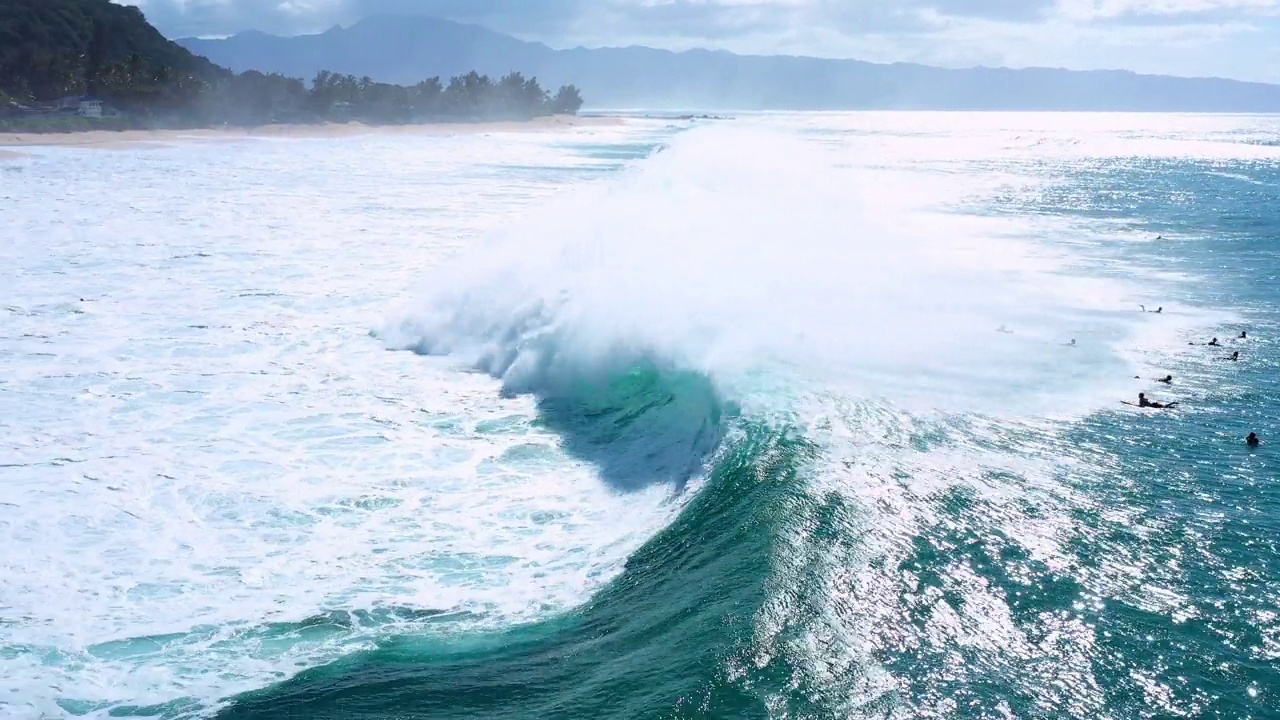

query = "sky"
125;0;1280;83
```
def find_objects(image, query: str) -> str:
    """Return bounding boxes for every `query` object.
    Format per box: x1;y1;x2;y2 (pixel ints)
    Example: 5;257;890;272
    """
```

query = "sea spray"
379;123;1152;419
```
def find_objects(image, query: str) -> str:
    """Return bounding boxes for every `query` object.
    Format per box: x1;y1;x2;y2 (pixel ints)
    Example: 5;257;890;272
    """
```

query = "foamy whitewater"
1;113;1277;719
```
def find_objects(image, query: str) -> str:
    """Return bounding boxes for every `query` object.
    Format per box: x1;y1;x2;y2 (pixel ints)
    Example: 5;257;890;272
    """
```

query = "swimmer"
1133;392;1177;409
1247;432;1260;448
1239;331;1247;339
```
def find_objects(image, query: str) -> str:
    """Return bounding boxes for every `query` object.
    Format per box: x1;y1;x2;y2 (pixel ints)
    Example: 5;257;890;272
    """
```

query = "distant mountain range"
178;15;1280;112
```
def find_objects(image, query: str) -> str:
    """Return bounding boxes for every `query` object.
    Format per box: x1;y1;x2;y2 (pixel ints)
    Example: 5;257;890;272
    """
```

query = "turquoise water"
2;114;1277;718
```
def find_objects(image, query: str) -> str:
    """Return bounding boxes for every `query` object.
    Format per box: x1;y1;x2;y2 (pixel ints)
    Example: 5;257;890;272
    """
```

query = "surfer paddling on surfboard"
1127;392;1176;409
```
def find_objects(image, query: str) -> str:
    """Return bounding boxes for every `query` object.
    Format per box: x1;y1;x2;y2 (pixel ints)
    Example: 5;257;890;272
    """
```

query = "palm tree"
523;76;549;114
551;85;584;115
410;76;443;117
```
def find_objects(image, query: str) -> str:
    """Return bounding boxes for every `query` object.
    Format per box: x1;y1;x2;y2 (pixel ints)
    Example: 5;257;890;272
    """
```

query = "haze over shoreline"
0;115;619;150
178;15;1280;113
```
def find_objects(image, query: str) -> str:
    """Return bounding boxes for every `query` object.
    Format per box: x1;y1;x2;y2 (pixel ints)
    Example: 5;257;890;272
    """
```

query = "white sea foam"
0;112;1255;717
0;120;688;716
381;119;1221;423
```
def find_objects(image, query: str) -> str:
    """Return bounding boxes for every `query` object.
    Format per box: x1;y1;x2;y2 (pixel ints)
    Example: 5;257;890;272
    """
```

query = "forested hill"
0;0;585;129
0;0;223;106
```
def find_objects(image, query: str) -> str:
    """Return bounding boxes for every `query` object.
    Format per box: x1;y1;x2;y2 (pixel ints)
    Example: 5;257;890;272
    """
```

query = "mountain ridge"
177;14;1280;112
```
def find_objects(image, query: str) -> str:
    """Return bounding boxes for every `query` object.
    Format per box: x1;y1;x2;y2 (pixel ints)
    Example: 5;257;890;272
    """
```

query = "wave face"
220;420;818;719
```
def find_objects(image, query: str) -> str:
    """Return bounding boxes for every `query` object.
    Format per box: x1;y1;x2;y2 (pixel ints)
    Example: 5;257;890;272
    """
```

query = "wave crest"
379;122;1149;422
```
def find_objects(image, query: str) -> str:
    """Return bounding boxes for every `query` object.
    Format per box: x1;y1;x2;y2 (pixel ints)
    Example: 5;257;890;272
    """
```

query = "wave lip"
385;296;734;492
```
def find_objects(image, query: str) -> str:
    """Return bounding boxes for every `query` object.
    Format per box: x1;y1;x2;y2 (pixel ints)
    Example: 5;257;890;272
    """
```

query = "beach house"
55;96;106;117
78;99;104;117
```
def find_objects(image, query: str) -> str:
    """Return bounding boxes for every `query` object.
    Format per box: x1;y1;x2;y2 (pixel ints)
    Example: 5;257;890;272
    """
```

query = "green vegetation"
0;0;585;132
0;113;133;133
0;0;221;110
211;69;584;126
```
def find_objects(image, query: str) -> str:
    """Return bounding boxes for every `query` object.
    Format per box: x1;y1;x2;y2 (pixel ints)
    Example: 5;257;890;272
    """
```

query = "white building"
78;99;103;118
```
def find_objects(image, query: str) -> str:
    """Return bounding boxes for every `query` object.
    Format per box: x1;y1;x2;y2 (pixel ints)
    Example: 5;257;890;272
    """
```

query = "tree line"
4;57;585;128
207;69;584;126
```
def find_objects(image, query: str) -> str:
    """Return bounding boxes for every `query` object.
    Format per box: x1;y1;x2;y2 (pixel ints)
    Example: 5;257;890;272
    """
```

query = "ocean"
1;112;1277;719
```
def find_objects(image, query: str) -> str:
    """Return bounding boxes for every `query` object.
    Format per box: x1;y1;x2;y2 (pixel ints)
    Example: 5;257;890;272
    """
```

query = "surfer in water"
1140;305;1164;313
1247;432;1260;448
1208;338;1221;346
1136;392;1176;409
1221;350;1240;362
1157;374;1173;384
1239;331;1247;339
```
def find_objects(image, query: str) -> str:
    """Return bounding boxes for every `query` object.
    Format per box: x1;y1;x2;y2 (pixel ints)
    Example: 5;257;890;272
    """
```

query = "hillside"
181;15;1280;112
0;0;223;106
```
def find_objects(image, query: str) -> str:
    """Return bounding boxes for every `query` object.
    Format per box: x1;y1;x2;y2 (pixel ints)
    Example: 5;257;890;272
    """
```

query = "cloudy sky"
125;0;1280;82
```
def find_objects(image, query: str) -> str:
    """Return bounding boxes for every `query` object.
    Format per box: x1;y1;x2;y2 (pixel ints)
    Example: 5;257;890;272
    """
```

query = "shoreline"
0;114;622;149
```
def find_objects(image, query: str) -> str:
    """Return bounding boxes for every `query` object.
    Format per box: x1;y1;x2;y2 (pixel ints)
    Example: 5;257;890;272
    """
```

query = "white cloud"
1056;0;1280;20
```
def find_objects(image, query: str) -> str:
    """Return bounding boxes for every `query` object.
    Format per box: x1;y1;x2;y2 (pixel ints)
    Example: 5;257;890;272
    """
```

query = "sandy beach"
0;114;622;149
